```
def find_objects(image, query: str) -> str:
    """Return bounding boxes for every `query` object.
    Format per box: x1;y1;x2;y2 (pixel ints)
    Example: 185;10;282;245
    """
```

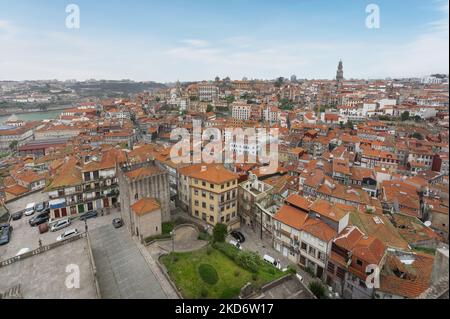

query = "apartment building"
238;173;274;227
198;82;218;102
326;226;387;299
189;164;239;229
232;103;252;121
46;149;126;219
273;195;350;279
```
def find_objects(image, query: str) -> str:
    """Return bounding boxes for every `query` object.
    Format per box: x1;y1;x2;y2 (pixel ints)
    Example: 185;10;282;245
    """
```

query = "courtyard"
160;245;286;299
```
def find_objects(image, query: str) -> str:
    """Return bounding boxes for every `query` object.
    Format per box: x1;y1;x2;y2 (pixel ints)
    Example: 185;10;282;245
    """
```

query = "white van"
50;218;71;232
263;254;281;269
229;239;242;250
24;202;36;216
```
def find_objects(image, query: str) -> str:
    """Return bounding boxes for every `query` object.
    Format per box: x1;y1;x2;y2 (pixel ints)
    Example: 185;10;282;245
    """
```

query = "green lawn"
161;246;285;299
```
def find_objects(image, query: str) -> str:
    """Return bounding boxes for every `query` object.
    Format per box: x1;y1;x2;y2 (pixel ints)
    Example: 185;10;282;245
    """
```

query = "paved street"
89;225;169;299
1;192;120;261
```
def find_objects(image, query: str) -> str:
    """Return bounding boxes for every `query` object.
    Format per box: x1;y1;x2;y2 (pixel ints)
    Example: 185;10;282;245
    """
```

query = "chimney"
201;166;207;172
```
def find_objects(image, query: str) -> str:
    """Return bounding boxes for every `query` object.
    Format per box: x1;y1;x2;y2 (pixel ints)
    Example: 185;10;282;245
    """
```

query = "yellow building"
188;164;239;229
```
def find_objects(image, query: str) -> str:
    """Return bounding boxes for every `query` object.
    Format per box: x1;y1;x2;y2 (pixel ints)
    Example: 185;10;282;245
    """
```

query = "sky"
0;0;448;82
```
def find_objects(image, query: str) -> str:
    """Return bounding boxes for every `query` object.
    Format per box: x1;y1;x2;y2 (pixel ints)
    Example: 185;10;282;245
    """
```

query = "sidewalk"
133;237;179;299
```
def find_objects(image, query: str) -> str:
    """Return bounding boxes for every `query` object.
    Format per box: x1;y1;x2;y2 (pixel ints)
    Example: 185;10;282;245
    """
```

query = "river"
0;109;63;124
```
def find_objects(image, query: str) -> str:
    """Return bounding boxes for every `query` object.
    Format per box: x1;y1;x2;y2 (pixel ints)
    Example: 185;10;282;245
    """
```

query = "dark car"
80;210;98;221
0;224;13;245
29;212;50;227
11;211;24;221
112;218;124;229
35;202;48;214
230;230;245;243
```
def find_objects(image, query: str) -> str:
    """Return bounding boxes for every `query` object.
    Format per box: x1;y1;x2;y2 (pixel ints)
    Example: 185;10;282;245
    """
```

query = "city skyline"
0;0;448;82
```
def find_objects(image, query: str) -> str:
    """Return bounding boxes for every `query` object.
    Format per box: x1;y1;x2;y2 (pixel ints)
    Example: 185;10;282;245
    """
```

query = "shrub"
235;251;261;273
162;222;174;235
309;281;328;299
212;223;228;243
252;274;258;281
198;264;219;285
213;242;240;261
234;270;240;277
198;231;211;241
200;288;209;298
206;246;213;255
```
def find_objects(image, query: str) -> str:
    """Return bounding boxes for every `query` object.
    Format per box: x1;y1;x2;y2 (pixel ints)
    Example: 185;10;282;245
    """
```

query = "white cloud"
0;1;448;82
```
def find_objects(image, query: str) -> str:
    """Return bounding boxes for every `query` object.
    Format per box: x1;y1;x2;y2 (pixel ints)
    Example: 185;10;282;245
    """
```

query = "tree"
206;104;214;113
346;120;354;130
309;281;328;299
212;223;228;243
9;140;19;152
226;95;235;106
411;132;424;140
401;111;410;121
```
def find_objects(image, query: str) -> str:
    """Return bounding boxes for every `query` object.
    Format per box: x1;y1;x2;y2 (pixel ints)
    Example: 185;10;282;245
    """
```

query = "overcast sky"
0;0;448;82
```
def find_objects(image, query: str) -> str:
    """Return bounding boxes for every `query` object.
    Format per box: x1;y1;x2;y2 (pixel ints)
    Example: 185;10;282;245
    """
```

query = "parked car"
112;218;124;229
35;202;47;213
11;211;24;221
228;239;242;250
38;223;49;234
24;202;36;216
0;224;13;245
80;210;98;221
50;218;71;232
230;230;245;243
56;229;79;242
29;212;50;227
263;254;281;269
16;248;30;256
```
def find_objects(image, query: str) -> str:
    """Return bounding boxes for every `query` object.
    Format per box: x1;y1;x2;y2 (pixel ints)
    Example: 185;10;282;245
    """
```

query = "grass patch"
413;246;436;255
161;246;284;299
198;264;219;285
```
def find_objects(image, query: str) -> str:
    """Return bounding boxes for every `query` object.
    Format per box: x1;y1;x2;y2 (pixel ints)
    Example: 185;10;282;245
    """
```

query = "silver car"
50;218;71;232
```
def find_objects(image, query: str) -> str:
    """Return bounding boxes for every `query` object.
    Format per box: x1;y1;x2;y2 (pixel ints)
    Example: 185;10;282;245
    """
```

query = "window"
210;205;214;212
356;259;363;267
301;242;307;251
202;202;206;209
226;214;230;222
135;193;139;200
209;215;214;223
202;213;207;221
209;194;214;200
336;267;345;280
327;262;335;274
202;191;206;198
194;189;199;196
195;210;199;216
194;200;199;206
202;181;206;187
221;216;225;223
309;246;316;257
210;184;214;189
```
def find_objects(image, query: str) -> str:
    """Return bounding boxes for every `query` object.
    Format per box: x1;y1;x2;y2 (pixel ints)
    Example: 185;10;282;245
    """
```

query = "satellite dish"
424;221;432;227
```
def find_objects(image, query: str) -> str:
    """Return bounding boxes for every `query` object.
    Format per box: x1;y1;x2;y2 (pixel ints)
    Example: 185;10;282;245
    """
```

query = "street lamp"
170;230;175;264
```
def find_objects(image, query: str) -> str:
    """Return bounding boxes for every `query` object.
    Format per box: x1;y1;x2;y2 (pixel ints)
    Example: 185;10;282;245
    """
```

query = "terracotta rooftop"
131;197;160;216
